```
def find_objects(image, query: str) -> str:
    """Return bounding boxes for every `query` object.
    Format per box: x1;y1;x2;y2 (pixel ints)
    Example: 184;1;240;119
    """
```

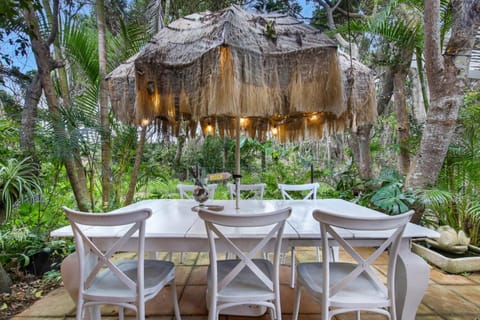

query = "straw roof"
107;53;138;124
107;5;377;142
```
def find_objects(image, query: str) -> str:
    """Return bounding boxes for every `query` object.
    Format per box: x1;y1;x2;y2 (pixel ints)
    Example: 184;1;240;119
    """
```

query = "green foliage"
0;118;20;160
418;189;480;246
0;225;74;273
0;158;42;223
364;168;415;215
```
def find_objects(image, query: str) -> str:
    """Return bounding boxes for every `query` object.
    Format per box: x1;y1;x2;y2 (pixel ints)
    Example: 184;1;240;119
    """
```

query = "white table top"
51;199;439;242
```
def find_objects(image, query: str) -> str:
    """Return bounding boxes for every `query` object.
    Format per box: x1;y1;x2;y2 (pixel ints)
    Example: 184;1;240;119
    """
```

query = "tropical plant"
363;168;415;215
418;188;480;247
0;158;42;224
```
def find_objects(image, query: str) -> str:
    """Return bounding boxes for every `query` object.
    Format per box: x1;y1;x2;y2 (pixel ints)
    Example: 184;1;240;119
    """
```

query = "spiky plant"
0;158;42;224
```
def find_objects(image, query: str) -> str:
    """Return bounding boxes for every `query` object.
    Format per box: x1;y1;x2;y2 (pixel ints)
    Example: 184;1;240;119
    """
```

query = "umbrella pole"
235;115;241;209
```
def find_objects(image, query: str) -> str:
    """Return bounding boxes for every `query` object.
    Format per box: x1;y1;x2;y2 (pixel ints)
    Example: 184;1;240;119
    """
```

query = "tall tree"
406;1;480;191
22;0;90;211
96;0;112;210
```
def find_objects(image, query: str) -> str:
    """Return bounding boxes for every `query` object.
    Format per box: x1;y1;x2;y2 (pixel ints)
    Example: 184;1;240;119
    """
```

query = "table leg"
395;240;430;319
60;253;93;320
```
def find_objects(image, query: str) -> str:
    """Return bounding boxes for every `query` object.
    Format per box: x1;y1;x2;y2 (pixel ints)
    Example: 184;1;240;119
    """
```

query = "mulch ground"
0;271;61;320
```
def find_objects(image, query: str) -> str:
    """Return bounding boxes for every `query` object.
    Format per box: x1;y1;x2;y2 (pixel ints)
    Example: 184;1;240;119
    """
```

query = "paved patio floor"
12;247;480;320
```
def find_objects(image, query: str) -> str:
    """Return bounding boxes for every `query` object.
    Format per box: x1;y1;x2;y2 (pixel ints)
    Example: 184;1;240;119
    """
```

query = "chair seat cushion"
208;259;275;302
297;262;389;307
85;260;175;301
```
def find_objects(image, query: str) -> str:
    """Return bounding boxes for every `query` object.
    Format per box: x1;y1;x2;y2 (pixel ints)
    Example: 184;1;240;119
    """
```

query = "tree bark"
20;73;41;159
96;0;112;210
406;0;480;188
23;1;89;211
393;55;412;175
409;67;427;124
348;124;373;180
174;135;186;168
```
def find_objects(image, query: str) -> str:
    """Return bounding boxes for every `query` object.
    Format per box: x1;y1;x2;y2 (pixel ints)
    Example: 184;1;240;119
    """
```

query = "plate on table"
191;205;224;212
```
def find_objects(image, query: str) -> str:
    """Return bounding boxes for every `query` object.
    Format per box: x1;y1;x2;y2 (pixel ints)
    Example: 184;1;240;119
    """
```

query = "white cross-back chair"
63;206;182;320
177;183;218;200
176;183;218;263
278;183;319;200
226;183;266;200
198;207;292;320
292;209;414;320
278;183;320;288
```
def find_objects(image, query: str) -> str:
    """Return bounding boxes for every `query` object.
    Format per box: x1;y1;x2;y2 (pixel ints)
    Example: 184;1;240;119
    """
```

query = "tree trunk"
44;0;90;209
23;1;89;211
406;0;480;188
20;74;41;159
393;68;411;175
348;124;373;180
409;67;427;124
125;126;147;205
174;135;186;168
97;0;112;210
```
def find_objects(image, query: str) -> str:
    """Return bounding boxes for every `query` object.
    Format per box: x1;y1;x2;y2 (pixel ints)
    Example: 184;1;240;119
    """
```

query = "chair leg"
292;285;302;320
355;310;361;320
330;246;339;262
76;301;83;320
118;306;124;320
269;307;275;320
171;280;182;320
290;247;296;288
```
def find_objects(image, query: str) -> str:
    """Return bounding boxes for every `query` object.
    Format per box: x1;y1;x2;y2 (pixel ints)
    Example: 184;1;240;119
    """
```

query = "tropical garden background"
1;0;480;311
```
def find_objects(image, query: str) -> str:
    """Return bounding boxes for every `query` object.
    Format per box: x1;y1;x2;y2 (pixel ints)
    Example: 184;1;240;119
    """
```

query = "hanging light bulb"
141;118;150;127
206;122;213;134
240;117;246;129
271;125;278;135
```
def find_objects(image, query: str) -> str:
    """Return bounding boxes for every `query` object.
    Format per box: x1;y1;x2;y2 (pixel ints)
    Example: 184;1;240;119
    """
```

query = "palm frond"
415;188;452;209
108;19;148;69
63;21;99;85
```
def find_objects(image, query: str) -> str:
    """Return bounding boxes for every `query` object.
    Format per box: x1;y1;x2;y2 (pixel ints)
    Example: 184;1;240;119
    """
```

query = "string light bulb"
206;122;213;134
141;119;150;127
271;125;278;135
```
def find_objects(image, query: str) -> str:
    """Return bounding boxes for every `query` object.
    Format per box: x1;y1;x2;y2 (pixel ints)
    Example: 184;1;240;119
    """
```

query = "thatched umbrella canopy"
106;5;377;208
108;5;364;142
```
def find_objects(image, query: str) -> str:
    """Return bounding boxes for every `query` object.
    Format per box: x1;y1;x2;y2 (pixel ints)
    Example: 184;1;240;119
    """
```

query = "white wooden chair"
177;183;218;200
226;183;266;200
198;206;292;320
292;209;414;320
63;206;182;320
278;183;321;288
278;183;319;200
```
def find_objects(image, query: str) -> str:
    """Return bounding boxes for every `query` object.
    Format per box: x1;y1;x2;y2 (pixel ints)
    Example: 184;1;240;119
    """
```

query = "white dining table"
51;198;438;320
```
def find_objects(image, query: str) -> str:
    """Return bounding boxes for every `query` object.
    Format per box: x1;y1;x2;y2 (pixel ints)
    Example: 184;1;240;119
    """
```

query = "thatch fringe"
339;52;377;132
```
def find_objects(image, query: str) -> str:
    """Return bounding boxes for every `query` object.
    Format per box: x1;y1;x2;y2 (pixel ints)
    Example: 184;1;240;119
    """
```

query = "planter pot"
412;241;480;274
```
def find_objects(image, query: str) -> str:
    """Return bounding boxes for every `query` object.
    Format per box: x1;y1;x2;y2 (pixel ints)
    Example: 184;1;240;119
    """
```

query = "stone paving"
12;248;480;320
